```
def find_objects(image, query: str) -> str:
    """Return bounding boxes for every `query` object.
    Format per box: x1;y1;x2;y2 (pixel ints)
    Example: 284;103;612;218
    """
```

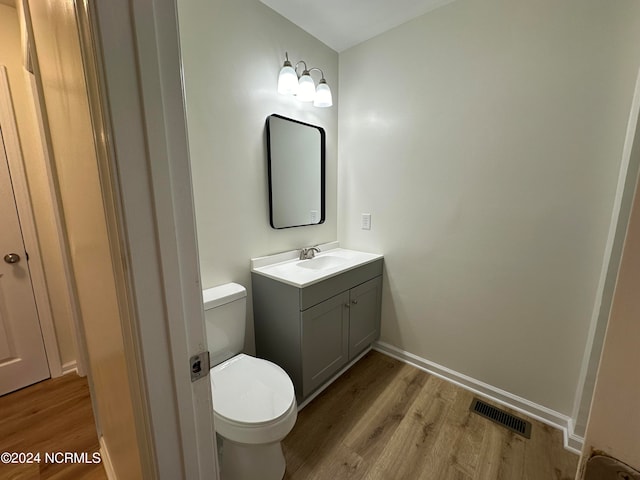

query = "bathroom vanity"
251;244;383;402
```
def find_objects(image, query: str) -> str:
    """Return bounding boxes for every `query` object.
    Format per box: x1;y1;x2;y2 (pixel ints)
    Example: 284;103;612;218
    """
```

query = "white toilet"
203;283;297;480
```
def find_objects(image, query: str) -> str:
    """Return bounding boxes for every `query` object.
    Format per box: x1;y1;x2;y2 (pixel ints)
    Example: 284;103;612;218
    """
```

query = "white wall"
0;4;76;366
579;125;640;474
177;0;338;352
339;0;640;415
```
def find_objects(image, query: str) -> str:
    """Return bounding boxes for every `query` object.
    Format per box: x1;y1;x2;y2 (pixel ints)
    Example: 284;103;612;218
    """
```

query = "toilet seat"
210;354;297;444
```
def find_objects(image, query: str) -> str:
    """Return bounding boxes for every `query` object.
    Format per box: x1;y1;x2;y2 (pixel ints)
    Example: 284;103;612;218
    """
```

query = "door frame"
88;0;218;477
571;67;640;445
0;65;63;379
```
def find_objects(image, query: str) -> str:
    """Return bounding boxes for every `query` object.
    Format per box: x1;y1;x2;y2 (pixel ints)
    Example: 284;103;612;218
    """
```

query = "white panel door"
0;127;49;395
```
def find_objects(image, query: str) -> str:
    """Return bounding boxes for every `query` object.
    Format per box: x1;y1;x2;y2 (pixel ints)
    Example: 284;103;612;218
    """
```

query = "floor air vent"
470;398;532;438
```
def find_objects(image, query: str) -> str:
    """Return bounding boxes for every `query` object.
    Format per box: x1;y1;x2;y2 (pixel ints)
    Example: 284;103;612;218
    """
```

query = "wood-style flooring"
283;350;578;480
0;373;106;480
0;353;579;479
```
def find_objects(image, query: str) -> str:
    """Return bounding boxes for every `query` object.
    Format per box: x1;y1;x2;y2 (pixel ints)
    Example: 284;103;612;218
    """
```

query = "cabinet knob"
351;299;358;305
344;303;350;309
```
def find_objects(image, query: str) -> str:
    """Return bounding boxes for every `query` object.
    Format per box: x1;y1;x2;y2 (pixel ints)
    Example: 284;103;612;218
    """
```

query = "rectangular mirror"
266;114;325;229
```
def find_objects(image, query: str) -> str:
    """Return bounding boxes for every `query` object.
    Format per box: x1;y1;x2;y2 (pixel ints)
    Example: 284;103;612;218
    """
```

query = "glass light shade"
278;65;298;95
297;73;316;102
313;81;333;107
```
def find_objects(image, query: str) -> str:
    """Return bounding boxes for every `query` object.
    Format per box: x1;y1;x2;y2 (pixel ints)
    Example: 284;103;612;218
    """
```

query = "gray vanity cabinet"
301;291;349;397
348;276;382;361
252;258;383;402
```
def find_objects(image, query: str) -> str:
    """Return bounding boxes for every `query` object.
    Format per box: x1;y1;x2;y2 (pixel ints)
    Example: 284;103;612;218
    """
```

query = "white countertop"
251;243;383;288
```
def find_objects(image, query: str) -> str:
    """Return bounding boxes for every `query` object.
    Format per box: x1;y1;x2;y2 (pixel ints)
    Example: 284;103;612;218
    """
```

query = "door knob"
4;253;20;264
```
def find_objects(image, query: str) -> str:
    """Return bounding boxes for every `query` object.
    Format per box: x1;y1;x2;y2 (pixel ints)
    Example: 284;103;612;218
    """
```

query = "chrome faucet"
299;245;321;260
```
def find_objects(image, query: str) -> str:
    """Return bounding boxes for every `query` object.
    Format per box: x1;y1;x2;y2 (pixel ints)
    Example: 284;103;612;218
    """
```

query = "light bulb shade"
297;73;316;102
313;81;333;107
278;65;298;95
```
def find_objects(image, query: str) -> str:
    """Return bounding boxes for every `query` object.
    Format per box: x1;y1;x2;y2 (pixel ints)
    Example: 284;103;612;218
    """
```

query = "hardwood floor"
283;350;578;480
0;374;106;480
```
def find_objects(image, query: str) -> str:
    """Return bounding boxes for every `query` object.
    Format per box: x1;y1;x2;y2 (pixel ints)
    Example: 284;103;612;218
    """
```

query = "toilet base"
217;433;286;480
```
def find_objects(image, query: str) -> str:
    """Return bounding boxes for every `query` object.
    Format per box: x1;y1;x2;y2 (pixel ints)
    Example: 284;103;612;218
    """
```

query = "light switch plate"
361;213;371;230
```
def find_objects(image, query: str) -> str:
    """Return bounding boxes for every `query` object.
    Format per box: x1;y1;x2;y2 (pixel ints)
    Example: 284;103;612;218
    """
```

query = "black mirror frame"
266;114;326;229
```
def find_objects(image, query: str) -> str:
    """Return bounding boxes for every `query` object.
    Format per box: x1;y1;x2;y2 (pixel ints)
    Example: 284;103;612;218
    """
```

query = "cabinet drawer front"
301;291;349;397
300;259;383;311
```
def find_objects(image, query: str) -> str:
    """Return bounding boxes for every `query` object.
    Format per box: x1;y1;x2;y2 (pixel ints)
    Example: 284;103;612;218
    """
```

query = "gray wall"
338;0;640;415
177;0;338;352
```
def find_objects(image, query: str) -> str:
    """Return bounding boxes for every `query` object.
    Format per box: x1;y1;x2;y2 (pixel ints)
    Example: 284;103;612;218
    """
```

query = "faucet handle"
299;245;321;260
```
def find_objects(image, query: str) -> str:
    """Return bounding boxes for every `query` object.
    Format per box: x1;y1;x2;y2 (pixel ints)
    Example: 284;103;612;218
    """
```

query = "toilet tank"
203;283;247;367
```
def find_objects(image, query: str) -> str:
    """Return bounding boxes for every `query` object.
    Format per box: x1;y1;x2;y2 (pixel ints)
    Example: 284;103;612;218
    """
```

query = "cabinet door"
348;276;382;360
301;291;349;397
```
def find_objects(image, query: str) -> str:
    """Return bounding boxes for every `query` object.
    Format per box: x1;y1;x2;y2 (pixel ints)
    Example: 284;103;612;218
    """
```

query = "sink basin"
296;255;349;270
251;245;383;288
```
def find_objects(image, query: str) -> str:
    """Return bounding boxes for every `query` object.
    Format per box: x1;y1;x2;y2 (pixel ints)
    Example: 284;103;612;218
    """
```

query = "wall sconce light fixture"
277;52;333;108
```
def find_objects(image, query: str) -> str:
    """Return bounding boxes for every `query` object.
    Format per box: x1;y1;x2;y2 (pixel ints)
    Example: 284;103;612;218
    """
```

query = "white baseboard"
373;341;584;454
62;361;78;375
99;436;117;480
566;418;585;453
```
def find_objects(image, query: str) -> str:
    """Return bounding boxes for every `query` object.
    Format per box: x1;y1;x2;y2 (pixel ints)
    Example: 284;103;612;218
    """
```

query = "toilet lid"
210;354;295;425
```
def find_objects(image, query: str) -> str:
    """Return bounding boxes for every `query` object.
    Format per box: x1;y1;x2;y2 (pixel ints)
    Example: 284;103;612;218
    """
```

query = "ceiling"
0;0;452;52
260;0;455;52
